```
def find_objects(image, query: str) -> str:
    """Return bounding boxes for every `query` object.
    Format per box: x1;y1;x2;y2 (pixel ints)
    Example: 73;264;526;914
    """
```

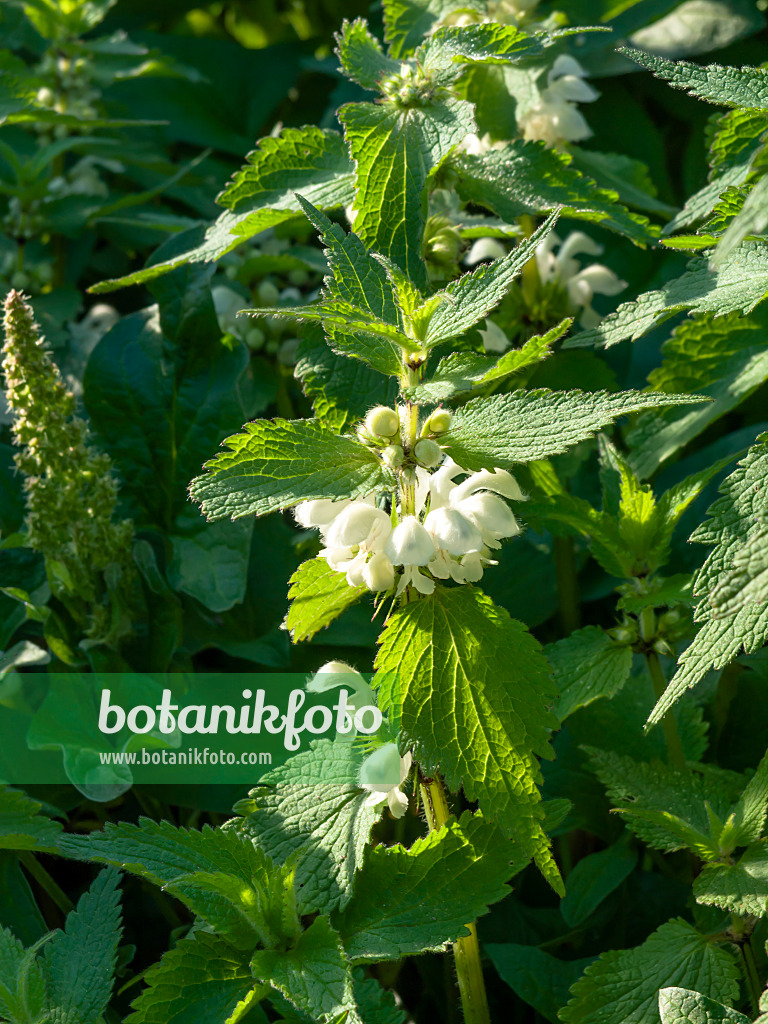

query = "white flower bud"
382;444;405;470
365;405;400;439
362;551;395;592
424;508;482;555
426;409;452;434
326;503;390;550
414;438;444;468
384;516;436;566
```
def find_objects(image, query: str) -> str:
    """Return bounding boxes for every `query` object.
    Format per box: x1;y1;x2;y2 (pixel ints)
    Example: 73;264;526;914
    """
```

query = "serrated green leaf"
547;626;633;722
0;786;62;853
251;916;358;1024
693;840;768;917
125;931;260;1024
559;919;741;1024
334;812;512;961
231;739;380;915
441;389;706;472
713;175;768;265
418;23;544;86
375;586;562;893
617;575;695;614
335;19;400;91
649;434;768;725
454;143;658;245
568;243;768;350
218;126;354;212
620;49;768;110
560;836;637;927
59;819;294;949
294;326;398;432
0;926;48;1024
340;95;475;290
626;310;768;477
92;129;354;294
659;988;750;1024
720;749;768;850
415;212;559;347
189;418;393;521
353;973;407;1024
43;869;121;1024
286;558;367;643
382;0;485;58
404;320;569;402
585;748;739;858
571;148;677;217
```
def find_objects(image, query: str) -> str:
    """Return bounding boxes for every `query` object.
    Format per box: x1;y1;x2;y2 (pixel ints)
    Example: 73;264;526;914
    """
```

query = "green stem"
644;649;686;769
554;535;580;635
741;933;763;1015
18;851;74;916
420;776;491;1024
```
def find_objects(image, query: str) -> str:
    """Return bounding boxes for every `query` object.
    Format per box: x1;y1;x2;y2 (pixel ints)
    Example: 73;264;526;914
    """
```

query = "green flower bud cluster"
2;291;135;644
381;64;440;109
358;405;452;470
423;216;464;281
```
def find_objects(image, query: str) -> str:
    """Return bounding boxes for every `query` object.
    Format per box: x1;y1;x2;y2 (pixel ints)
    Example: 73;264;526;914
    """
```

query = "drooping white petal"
460;551;486;582
293;498;350;531
396;564;435;596
307;661;375;710
385;516;436;566
326;503;391;549
449;468;526;504
424;507;483;555
362;551;395;592
466;237;507;265
428;458;466;509
548;54;589;82
549;75;599;104
322;544;356;572
388;787;410;818
456;492;520;540
479;318;509;353
573;264;628;297
556;231;603;263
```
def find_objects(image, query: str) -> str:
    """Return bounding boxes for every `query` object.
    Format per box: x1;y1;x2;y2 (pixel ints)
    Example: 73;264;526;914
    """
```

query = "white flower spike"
385;516;436;596
359;743;413;819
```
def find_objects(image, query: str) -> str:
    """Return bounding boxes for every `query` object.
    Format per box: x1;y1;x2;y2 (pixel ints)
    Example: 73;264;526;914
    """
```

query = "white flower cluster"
294;440;525;597
307;660;412;818
517;55;599;148
535;230;627;329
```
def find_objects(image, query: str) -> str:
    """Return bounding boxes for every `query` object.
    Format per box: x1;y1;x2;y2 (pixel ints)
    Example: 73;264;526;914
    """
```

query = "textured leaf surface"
375;586;562;892
189;418;393;521
0;786;62;852
441;389;705;471
626;312;768;477
126;932;257;1024
286;557;367;643
560;838;637;928
487;944;593;1024
419;23;543;86
335;18;399;90
251;917;358;1024
405;320;568;402
92;128;354;293
649;434;768;724
43;869;121;1024
547;627;633;723
341;96;474;290
232;739;380;915
455;143;657;245
620;49;768;110
693;841;768;917
335;812;512;961
659;988;750;1024
568;243;768;350
559;919;741;1024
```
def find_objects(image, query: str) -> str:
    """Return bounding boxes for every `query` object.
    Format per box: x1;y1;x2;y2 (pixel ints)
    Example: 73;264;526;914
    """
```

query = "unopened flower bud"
426;409;452;434
414;438;444;468
382;444;404;470
653;638;675;658
609;626;636;646
36;87;55;107
365;405;400;439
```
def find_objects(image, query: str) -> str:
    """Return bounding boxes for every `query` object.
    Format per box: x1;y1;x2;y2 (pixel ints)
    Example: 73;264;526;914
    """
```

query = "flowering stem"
420;775;491;1024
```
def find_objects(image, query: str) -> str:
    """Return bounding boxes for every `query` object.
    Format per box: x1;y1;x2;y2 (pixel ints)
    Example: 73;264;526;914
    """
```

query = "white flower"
293;498;351;536
536;231;627;328
359;743;412;819
307;660;376;716
518;55;598;148
322;503;393;591
455;492;520;548
384;516;436;596
466;237;508;266
424;507;482;555
362;551;395;592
